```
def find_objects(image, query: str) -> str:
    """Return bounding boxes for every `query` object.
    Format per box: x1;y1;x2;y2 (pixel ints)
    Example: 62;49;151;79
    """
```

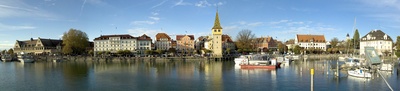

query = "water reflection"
0;60;398;91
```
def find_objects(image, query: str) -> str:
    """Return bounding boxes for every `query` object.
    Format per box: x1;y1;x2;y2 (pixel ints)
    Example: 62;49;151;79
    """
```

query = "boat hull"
19;59;35;63
348;70;371;78
240;64;276;69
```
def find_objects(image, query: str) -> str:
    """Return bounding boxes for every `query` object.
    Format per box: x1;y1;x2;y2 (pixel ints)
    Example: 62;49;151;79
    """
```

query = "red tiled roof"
155;33;171;41
137;34;152;41
296;34;326;43
176;35;194;40
222;35;233;42
94;34;136;40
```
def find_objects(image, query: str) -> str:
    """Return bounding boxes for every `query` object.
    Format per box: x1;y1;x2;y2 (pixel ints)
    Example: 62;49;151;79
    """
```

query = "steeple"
212;11;222;29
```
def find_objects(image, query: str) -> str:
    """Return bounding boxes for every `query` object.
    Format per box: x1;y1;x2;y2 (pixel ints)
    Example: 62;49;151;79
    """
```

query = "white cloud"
268;20;337;35
151;12;159;16
213;2;225;6
0;0;57;18
87;0;107;6
268;20;289;25
127;28;164;38
173;0;192;7
131;21;156;25
149;16;160;21
195;0;211;7
0;40;14;50
0;23;36;31
0;43;13;50
152;0;168;9
236;21;263;27
247;22;263;27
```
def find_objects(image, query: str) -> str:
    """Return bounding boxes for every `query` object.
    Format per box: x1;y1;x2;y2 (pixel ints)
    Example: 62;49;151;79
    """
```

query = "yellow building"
176;35;195;55
211;10;223;57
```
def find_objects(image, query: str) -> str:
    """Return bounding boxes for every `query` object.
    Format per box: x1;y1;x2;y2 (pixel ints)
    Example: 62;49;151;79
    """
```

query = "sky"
1;0;400;50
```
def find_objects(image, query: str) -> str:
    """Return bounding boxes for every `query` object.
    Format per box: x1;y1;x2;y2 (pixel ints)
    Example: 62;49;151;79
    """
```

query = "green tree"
330;37;339;48
353;29;360;49
1;50;6;54
145;50;153;56
235;29;256;53
293;45;301;54
88;50;94;56
62;28;89;55
225;48;231;54
277;43;285;54
7;48;14;54
395;36;400;57
117;50;125;56
168;48;176;55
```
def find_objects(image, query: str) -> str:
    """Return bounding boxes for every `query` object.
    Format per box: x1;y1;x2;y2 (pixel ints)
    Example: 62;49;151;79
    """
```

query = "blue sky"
1;0;400;50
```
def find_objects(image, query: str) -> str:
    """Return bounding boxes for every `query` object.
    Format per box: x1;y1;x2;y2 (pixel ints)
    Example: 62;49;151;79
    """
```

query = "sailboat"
348;67;372;78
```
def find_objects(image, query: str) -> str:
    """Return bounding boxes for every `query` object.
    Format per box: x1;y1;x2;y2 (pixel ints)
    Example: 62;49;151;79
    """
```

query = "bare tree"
235;29;256;53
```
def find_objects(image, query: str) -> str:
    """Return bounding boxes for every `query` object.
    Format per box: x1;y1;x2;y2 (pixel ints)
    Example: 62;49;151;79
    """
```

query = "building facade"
155;33;171;51
255;36;277;52
93;34;137;55
211;10;223;57
222;35;236;53
14;38;62;55
295;34;327;51
360;30;393;56
137;34;152;55
176;35;195;55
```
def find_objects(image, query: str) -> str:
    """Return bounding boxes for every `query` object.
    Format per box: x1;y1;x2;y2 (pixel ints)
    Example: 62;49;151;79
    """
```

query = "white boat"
380;63;393;71
345;57;362;67
1;54;13;62
18;52;35;63
234;54;270;65
234;55;250;64
338;56;347;61
348;68;372;78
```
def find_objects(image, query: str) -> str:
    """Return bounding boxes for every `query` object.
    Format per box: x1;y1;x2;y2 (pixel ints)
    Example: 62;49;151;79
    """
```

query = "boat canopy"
364;47;381;65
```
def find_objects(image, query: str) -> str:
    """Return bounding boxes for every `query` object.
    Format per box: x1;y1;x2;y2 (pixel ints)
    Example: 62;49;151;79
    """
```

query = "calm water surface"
0;60;399;91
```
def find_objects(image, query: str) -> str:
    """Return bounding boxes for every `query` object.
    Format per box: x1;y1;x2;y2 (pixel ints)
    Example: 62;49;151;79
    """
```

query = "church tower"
211;10;223;57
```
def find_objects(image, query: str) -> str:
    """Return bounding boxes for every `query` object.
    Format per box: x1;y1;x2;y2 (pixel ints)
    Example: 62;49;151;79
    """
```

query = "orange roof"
176;35;194;40
94;34;136;40
222;35;233;42
256;37;274;43
155;33;171;41
171;40;177;46
296;34;325;43
137;34;152;41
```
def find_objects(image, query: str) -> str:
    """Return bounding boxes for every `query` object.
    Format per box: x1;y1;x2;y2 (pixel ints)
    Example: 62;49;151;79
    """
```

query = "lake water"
0;60;399;91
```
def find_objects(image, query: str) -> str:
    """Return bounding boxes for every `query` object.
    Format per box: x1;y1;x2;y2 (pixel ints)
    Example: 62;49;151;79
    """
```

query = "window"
218;30;220;32
214;30;216;32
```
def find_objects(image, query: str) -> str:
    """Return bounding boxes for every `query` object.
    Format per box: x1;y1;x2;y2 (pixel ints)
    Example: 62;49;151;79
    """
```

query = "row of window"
96;40;137;44
95;48;136;51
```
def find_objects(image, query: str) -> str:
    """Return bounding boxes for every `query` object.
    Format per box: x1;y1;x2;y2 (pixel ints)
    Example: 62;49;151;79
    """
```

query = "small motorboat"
348;68;371;78
18;52;35;63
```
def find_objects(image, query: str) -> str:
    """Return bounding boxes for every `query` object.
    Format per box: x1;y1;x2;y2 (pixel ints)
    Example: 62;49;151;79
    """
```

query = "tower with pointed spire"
211;9;223;57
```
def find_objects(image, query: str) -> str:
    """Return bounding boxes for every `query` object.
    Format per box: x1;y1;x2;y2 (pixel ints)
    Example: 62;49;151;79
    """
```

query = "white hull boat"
348;69;371;78
234;54;270;65
17;52;35;63
380;63;393;71
1;55;13;62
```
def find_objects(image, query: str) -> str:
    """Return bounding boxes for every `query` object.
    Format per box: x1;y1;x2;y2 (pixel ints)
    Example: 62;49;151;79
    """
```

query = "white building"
295;34;327;51
93;34;137;55
137;34;152;55
360;30;393;56
155;33;171;51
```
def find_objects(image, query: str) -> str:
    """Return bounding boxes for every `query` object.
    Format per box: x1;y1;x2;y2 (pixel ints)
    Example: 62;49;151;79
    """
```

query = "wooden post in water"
311;68;314;91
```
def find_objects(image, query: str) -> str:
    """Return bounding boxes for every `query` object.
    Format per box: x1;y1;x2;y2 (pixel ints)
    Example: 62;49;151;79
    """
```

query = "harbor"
0;57;399;91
